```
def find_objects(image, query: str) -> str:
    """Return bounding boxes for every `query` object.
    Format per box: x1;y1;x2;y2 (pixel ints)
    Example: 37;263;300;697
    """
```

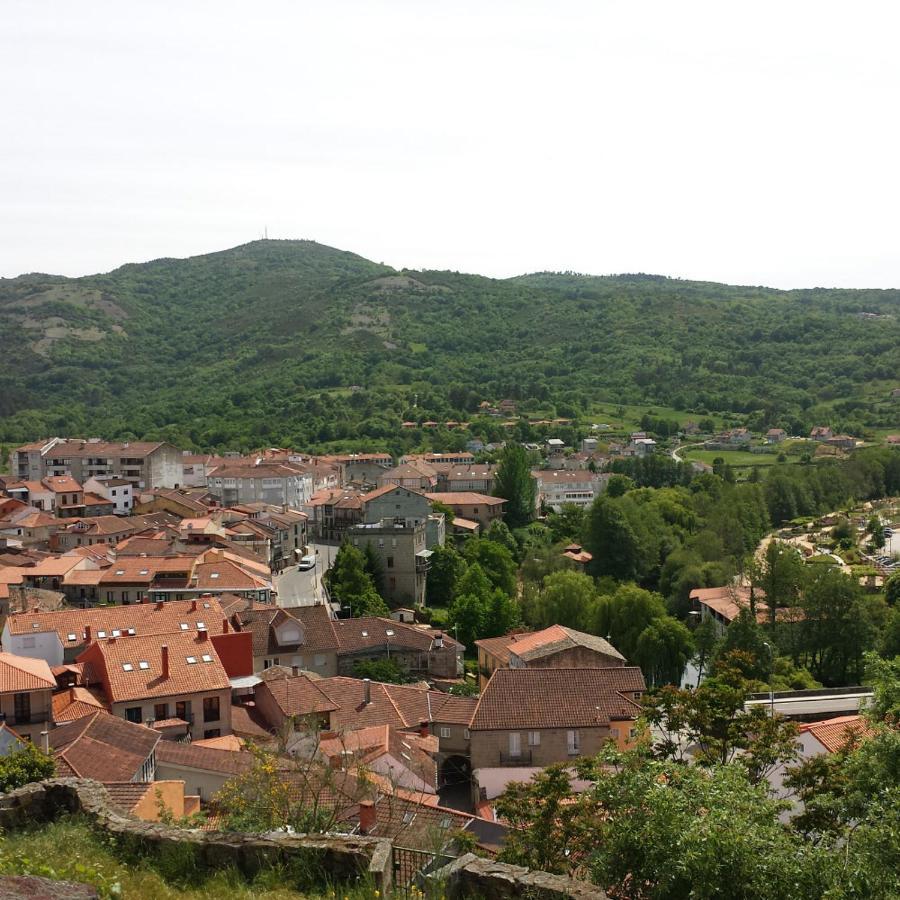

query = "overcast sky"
3;1;900;287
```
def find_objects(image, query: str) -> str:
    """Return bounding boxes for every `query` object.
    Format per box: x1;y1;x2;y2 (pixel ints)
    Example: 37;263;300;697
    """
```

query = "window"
21;637;35;649
204;729;221;739
125;707;142;723
186;656;197;664
176;701;188;722
508;732;521;757
567;729;580;755
528;731;541;746
203;696;220;723
201;654;213;663
122;663;134;672
386;555;394;568
13;693;30;722
314;654;326;667
154;703;168;720
138;661;149;670
439;726;451;738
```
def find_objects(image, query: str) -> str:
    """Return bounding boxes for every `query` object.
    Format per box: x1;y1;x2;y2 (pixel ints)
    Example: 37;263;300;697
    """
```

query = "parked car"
297;554;316;570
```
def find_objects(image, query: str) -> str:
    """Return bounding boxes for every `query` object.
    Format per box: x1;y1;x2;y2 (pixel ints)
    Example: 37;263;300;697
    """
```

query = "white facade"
0;624;64;667
534;471;607;512
83;478;133;514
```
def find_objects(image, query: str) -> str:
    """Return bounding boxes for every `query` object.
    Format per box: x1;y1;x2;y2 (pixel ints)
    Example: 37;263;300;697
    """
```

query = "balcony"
499;749;533;766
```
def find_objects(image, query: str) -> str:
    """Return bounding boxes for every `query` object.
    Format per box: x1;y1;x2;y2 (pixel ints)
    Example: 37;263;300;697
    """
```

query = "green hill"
1;239;898;452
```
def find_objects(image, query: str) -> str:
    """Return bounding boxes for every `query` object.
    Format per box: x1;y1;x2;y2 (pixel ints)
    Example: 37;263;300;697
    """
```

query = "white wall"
1;626;64;666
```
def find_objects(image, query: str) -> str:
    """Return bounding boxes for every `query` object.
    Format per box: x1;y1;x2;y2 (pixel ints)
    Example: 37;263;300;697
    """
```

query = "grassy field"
0;817;408;900
682;447;798;467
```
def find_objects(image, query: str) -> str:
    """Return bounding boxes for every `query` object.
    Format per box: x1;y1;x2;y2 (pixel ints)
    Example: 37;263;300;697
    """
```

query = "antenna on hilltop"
264;225;268;240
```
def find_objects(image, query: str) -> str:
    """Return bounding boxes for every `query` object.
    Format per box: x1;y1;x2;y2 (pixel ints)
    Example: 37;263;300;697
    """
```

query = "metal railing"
499;749;533;766
392;845;456;891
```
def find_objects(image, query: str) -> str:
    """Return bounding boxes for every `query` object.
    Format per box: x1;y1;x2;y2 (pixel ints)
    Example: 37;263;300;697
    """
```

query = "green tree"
493;444;536;528
425;543;467;608
0;743;55;792
591;584;667;661
351;657;412;684
693;615;721;685
884;571;900;607
605;474;634;498
362;541;385;594
327;542;389;617
483;519;519;556
529;569;596;631
462;539;517;597
448;592;486;650
632;616;694;687
584;496;643;582
545;503;586;543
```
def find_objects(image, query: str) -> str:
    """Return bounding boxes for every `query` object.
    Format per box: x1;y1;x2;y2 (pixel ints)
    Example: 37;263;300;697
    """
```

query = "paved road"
273;542;340;608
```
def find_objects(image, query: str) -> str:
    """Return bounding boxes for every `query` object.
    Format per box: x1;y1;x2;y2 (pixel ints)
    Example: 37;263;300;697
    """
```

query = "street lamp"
762;641;775;717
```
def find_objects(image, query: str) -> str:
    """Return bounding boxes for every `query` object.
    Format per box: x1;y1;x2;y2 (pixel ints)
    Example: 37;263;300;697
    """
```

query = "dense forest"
1;239;899;452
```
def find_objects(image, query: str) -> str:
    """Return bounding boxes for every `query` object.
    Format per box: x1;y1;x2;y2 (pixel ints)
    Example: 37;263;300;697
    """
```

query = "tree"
545;503;586;543
716;608;772;681
448;592;485;650
605;474;634;498
751;540;806;626
326;542;389;617
493;444;536;528
483;519;519;556
632;616;694;687
362;541;385;594
430;499;455;530
529;570;596;631
693;616;721;685
352;658;413;684
0;743;55;793
645;653;800;781
591;584;667;661
584;496;643;582
425;543;467;608
884;571;900;607
462;540;517;597
495;765;591;874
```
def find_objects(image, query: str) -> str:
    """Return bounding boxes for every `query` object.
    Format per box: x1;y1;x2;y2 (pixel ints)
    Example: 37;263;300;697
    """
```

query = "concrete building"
83;477;134;515
206;460;314;508
468;667;645;770
9;440;182;490
532;469;606;512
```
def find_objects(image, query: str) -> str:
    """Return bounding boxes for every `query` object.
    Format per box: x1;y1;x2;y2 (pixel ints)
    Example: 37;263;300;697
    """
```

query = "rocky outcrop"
0;876;98;899
428;854;608;899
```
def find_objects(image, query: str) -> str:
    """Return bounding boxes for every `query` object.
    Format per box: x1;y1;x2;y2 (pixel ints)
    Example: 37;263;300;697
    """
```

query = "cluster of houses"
0;435;882;874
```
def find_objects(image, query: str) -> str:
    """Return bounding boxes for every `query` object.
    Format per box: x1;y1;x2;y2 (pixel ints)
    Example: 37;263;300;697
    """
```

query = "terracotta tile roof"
78;630;231;703
799;715;875;753
192;734;245;751
450;517;480;532
103;781;154;815
430;694;479;725
506;625;625;664
425;492;505;506
155;740;254;775
230;702;273;739
0;652;55;693
6;596;228;651
192;558;269;591
262;675;453;732
52;440;167;459
52;686;109;721
470;668;646;731
49;711;159;781
332;617;457;655
235;605;337;657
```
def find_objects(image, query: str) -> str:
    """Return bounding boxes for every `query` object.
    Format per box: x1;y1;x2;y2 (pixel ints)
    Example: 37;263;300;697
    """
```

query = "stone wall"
429;854;608;899
0;779;392;891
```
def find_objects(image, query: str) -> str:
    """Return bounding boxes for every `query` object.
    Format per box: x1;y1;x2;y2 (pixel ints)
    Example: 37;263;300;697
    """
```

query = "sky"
3;1;900;288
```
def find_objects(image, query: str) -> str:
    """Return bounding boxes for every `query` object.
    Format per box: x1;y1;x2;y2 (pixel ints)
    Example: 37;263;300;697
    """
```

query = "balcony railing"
499;749;533;766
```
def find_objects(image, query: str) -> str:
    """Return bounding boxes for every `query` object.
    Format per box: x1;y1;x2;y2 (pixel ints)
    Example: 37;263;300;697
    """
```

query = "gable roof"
155;739;254;776
234;604;338;657
50;711;159;781
506;625;625;664
52;686;110;722
470;667;645;731
332;617;458;655
799;715;875;753
0;652;55;693
78;630;231;703
425;492;505;507
6;596;228;650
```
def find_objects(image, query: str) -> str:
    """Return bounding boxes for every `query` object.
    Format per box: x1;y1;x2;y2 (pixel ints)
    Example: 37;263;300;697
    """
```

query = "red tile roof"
425;492;505;506
78;630;231;703
155;740;254;776
49;711;160;781
0;652;55;693
470;667;645;731
799;715;875;753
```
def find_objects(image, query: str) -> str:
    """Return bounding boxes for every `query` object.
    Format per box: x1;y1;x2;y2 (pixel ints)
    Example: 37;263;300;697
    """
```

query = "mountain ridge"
1;239;898;452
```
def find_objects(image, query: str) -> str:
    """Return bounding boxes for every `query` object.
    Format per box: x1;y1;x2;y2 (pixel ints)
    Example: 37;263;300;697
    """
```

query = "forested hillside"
1;240;898;451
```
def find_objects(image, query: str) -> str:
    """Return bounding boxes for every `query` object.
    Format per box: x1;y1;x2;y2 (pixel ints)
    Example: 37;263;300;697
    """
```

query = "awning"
229;675;262;690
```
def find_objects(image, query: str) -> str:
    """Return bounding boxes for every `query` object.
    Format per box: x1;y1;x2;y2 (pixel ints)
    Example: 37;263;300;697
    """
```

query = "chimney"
291;665;300;676
198;628;208;641
190;599;197;612
434;632;444;649
419;720;430;738
222;618;229;633
358;799;376;835
156;600;164;610
161;645;169;679
363;678;371;705
84;625;91;643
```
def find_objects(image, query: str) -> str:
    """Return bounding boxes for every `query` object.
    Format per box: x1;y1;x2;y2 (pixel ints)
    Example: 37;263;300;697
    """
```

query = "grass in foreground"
0;816;434;900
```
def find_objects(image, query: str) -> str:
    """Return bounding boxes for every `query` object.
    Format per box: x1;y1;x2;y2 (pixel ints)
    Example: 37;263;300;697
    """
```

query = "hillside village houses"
0;429;880;857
